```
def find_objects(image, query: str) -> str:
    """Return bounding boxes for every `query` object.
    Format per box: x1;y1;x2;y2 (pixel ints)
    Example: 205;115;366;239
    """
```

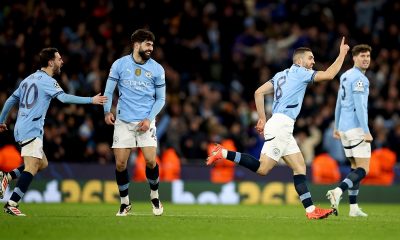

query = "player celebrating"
0;47;107;216
326;44;372;217
207;37;350;219
103;29;166;216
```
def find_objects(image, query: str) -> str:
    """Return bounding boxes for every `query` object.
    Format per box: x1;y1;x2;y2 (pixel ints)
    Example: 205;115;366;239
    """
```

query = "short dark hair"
352;44;372;56
292;47;312;62
39;48;59;68
131;29;155;44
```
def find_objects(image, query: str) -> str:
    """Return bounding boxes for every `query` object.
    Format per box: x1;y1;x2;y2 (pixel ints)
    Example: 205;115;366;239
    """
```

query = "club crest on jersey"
135;68;141;76
354;80;364;92
145;71;152;78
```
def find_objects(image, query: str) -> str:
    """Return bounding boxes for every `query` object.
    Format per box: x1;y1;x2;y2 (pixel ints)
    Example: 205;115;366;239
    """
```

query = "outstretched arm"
56;92;107;105
314;37;350;82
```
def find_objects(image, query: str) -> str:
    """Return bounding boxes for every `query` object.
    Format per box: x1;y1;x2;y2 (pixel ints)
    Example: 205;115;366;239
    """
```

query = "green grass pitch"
0;203;399;240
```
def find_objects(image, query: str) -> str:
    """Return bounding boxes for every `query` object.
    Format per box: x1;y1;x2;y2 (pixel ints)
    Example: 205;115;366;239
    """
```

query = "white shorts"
340;128;371;158
261;113;301;161
112;119;157;148
20;138;44;159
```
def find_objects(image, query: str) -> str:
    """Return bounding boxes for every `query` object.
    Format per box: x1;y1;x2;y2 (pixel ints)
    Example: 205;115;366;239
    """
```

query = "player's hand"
339;37;350;56
0;123;8;132
333;129;341;140
364;132;373;143
105;112;115;125
137;118;150;132
255;118;266;135
92;93;108;105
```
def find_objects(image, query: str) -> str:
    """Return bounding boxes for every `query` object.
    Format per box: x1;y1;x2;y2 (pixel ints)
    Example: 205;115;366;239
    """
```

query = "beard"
53;65;61;75
138;49;151;60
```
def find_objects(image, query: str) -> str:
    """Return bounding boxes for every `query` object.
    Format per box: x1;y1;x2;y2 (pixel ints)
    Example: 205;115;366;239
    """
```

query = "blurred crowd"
1;0;400;166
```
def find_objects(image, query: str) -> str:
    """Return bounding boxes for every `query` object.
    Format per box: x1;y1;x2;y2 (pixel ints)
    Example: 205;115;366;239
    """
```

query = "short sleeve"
352;78;368;93
299;67;316;84
109;59;121;81
44;79;64;98
155;65;166;86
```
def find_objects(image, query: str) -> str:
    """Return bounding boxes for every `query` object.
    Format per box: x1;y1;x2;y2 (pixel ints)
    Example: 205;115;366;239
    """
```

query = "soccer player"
326;44;372;217
207;37;350;219
0;47;107;216
103;29;166;216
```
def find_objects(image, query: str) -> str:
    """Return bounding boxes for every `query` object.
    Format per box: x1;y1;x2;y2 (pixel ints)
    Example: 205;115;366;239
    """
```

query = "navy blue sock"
339;167;366;192
115;169;129;197
146;164;159;191
226;151;260;172
9;165;25;180
9;171;33;203
348;168;360;204
293;174;313;209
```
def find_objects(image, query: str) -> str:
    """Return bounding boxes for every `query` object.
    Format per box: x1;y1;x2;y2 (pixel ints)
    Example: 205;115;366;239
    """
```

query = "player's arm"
138;83;166;132
103;78;118;125
0;95;19;132
353;93;372;142
333;95;342;139
147;84;166;122
254;80;273;134
56;92;107;105
314;37;350;82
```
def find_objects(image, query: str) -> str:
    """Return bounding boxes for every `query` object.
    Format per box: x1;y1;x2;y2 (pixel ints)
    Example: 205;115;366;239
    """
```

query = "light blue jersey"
104;54;166;122
6;70;63;142
270;64;316;120
335;67;370;133
0;70;94;143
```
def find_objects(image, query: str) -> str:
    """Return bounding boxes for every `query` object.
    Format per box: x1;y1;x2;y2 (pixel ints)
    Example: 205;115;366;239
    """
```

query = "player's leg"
0;165;25;199
207;144;275;175
138;121;163;215
327;128;369;214
142;146;163;216
4;138;44;216
207;114;288;175
114;148;132;216
4;156;40;217
348;157;369;217
112;119;135;216
283;151;333;219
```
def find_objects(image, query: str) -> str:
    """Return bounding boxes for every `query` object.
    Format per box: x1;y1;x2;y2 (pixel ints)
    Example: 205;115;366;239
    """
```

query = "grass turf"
0;203;399;240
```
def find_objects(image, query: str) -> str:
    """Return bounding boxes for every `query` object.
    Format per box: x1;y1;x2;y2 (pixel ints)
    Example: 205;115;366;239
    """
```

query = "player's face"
51;52;64;75
353;51;370;71
301;51;315;69
138;40;154;60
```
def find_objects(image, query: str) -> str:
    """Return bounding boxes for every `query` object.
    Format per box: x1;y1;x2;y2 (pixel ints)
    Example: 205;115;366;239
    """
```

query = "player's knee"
115;162;127;171
256;167;271;176
40;161;48;170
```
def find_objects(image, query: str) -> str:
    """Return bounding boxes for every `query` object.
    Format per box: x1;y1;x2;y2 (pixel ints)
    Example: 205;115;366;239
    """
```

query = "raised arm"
314;37;350;82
